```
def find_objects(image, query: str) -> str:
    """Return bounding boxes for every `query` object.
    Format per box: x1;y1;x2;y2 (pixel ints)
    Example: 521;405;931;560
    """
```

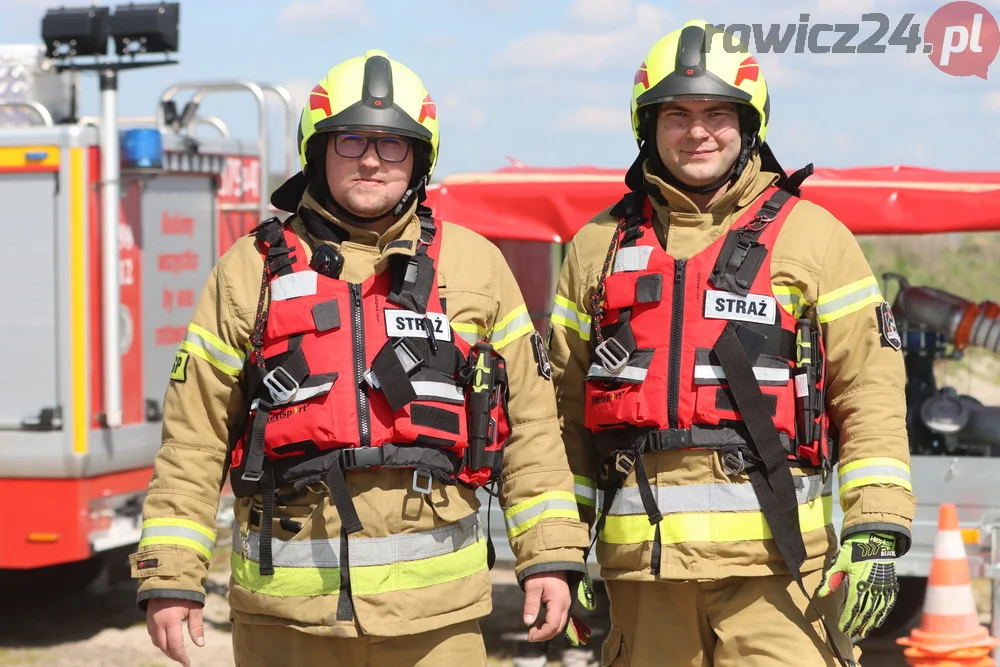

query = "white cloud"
462;109;487;129
440;94;486;129
494;2;671;72
279;78;316;114
754;52;803;84
278;0;372;35
567;0;637;29
983;92;1000;111
557;105;631;132
814;0;879;14
423;34;458;48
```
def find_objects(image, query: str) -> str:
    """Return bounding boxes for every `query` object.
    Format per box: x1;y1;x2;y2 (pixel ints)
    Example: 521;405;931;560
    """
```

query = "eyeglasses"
333;133;411;163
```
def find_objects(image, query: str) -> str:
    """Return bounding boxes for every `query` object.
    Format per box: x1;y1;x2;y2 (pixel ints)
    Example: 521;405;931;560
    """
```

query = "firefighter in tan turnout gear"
130;50;590;667
548;21;917;667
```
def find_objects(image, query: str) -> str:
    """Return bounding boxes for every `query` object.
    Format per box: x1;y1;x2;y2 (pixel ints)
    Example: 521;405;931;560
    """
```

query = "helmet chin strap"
391;175;428;217
311;173;428;227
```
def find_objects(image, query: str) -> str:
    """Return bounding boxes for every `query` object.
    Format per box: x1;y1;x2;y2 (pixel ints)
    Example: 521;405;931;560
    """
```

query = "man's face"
654;100;742;189
325;131;414;219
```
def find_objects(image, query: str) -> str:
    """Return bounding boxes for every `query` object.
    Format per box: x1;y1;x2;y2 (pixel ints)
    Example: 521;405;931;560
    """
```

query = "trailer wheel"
868;575;926;638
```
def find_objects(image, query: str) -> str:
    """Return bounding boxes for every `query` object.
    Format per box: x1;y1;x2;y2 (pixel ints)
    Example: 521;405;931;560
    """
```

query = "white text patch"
704;290;777;325
384;310;452;342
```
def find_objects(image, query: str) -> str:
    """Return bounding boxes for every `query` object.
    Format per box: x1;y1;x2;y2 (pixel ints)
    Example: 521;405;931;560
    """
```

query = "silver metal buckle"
412;470;433;495
595;337;629;374
614;452;636;476
362;368;381;390
262;367;298;404
721;450;746;476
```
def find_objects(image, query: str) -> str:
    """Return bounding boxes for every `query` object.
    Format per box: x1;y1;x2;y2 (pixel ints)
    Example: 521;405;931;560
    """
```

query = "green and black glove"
817;532;900;639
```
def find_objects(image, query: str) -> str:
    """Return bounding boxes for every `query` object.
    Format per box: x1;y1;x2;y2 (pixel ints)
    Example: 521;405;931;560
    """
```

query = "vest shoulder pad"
250;216;286;248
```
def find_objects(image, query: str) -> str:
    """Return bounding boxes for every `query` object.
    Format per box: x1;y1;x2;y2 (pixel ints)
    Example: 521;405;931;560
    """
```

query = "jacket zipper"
350;283;371;448
668;259;686;429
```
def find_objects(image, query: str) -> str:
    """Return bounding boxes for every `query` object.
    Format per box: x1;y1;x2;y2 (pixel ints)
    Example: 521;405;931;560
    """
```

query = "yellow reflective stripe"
187;323;244;360
490;304;534;350
551;295;592;341
504;491;580;538
230;537;487;597
773;285;806;318
838;457;910;476
838;457;912;493
840;475;913;493
140;518;217;559
600;496;832;545
550;314;591;341
69;148;88;455
139;536;213;559
141;518;217;541
574;475;598;508
816;277;882;324
452;321;487;345
180;323;245;376
180;342;242;376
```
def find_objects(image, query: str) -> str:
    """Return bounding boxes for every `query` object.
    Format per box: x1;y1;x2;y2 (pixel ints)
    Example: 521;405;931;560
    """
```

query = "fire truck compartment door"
0;171;59;428
142;176;216;408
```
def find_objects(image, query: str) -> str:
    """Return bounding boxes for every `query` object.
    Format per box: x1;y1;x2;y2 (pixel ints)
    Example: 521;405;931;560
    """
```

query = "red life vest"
228;214;511;579
584;182;830;577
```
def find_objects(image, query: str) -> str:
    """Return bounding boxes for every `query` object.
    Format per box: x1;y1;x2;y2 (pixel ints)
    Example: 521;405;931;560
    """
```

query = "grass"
861;231;1000;387
861;232;1000;307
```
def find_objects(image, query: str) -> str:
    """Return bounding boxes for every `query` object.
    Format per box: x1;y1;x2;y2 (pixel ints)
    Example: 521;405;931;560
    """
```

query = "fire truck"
0;43;295;583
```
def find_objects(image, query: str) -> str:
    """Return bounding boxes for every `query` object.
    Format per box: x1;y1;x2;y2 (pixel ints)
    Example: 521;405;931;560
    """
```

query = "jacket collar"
293;190;423;271
643;153;779;228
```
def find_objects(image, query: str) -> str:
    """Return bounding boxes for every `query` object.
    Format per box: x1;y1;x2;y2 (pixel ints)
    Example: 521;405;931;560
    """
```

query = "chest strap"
709;167;812;296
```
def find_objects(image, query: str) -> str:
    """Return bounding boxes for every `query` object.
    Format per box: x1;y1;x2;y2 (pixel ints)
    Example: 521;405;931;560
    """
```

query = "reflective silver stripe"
289;382;335;403
250;382;334;410
693;365;790;384
609;474;831;516
455;330;480;345
574;482;598;506
504;497;580;535
839;465;912;488
183;328;245;371
270;271;318;301
491;310;534;346
613;246;653;273
411;381;464;402
551;302;592;336
816;282;881;319
139;525;216;552
775;291;804;316
233;515;482;568
587;364;648;382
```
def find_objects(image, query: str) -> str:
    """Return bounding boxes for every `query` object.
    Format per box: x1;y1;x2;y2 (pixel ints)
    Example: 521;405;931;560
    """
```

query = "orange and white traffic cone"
897;503;1000;666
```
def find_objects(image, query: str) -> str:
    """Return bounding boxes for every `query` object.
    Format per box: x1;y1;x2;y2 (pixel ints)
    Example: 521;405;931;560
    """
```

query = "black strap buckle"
648;428;692;451
342;447;384;469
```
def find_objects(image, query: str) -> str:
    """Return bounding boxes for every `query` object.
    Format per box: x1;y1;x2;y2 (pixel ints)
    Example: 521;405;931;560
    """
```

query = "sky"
1;0;998;180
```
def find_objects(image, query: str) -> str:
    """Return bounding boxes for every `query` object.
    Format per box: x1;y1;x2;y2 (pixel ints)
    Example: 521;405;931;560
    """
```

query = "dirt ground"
0;554;993;667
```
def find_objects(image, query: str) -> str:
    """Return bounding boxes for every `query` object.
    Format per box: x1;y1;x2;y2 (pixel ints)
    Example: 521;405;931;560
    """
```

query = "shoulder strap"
708;184;800;296
387;211;438;315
